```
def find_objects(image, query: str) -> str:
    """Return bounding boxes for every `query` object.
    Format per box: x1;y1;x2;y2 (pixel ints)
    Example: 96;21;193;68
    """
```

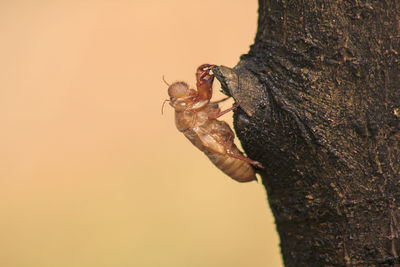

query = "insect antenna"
161;99;170;115
161;75;171;115
162;75;170;86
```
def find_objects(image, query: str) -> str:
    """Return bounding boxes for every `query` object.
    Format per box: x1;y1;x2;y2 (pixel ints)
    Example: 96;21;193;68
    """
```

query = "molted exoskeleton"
167;64;263;182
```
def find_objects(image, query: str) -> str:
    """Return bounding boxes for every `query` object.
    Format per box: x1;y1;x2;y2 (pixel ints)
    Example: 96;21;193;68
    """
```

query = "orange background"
0;1;282;266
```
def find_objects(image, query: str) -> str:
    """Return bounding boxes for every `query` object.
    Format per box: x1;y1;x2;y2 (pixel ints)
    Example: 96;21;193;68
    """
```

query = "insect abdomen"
205;151;256;182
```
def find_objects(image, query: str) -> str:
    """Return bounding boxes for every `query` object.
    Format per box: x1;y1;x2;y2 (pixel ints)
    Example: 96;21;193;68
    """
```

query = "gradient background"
0;1;282;266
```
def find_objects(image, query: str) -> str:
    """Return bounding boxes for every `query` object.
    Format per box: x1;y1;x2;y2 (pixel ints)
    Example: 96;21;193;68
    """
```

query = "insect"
166;64;263;182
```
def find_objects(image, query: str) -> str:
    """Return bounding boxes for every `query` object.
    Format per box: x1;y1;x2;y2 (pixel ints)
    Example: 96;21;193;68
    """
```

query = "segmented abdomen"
204;150;256;182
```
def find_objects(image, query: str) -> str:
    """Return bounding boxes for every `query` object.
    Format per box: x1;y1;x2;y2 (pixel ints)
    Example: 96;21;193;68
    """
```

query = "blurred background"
0;1;282;266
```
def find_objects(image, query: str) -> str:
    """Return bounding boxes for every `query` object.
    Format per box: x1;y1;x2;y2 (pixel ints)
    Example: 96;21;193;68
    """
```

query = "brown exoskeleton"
167;64;263;182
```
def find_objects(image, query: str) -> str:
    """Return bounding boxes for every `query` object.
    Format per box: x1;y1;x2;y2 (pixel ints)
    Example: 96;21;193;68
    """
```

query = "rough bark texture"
213;1;400;266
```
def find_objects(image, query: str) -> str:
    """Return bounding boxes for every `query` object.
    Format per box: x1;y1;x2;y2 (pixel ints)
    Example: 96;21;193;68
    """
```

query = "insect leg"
208;100;243;120
211;121;264;169
226;150;264;169
210;96;230;104
196;64;215;101
198;64;215;81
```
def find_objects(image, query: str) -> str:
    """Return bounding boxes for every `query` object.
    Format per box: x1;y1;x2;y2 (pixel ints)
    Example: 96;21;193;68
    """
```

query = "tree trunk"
213;1;400;266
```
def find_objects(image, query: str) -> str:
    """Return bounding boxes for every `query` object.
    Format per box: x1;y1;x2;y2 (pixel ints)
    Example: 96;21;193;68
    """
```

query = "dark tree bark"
213;1;400;266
